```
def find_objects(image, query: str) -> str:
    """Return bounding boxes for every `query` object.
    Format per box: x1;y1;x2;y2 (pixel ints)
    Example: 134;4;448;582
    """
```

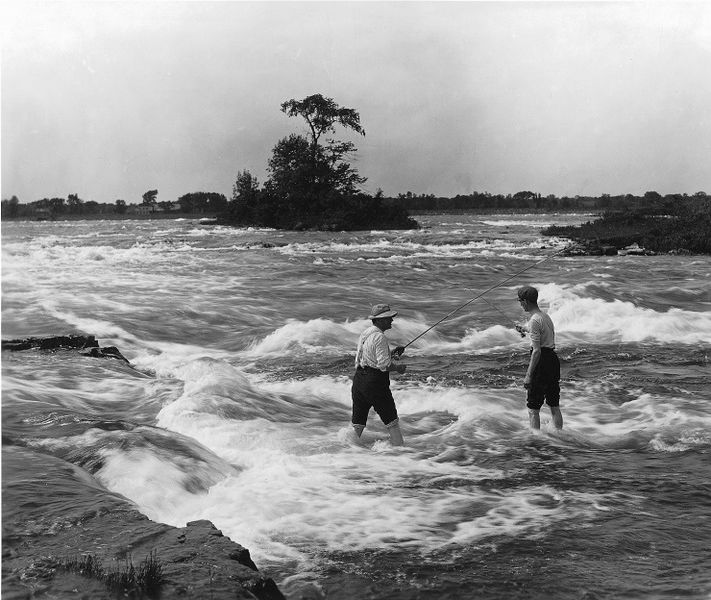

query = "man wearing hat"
351;303;407;446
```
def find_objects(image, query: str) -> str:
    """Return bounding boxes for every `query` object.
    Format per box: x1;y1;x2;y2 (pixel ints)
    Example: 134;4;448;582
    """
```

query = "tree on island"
142;189;158;206
278;94;366;197
225;94;417;230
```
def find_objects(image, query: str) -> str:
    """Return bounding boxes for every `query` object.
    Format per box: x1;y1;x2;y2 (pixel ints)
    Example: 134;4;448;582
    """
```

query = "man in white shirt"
518;286;563;430
351;303;407;445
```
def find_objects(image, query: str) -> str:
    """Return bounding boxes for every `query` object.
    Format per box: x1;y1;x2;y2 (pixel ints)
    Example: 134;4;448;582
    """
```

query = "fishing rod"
400;245;570;351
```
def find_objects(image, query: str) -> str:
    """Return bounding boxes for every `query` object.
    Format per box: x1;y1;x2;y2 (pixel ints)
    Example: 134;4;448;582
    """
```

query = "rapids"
2;214;710;599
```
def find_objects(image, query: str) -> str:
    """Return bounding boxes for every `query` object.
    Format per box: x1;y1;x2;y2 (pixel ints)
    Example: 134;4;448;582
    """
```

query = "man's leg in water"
546;376;562;429
528;409;541;429
386;419;404;446
351;378;369;438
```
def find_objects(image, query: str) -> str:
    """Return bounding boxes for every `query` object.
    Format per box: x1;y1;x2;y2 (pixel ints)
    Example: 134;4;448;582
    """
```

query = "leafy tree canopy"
268;95;368;202
280;94;365;149
232;170;259;202
142;190;158;205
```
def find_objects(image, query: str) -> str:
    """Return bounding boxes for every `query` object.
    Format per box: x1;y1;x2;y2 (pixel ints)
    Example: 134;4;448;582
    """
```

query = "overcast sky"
2;1;710;204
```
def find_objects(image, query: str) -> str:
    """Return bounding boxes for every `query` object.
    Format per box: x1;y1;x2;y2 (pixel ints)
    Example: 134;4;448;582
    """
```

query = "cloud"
2;1;710;203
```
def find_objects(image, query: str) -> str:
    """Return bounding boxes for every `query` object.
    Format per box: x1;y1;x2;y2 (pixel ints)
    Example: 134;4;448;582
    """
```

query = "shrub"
58;551;164;598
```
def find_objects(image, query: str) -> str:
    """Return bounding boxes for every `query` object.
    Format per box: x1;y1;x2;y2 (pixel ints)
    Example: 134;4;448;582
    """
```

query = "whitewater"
2;213;710;599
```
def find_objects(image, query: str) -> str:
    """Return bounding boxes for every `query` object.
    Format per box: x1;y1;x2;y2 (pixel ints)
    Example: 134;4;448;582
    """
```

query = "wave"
6;346;708;571
240;283;711;360
480;219;559;227
3;231;566;280
543;283;711;344
115;357;709;565
154;357;711;456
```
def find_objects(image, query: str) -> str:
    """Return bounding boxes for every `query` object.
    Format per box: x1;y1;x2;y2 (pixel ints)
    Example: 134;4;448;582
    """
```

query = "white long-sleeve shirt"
354;325;391;371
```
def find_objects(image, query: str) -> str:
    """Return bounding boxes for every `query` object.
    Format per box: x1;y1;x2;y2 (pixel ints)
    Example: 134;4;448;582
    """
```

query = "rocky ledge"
2;507;285;600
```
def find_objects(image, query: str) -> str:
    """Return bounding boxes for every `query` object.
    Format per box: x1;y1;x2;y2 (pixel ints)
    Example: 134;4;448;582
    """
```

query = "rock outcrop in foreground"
2;505;285;599
2;336;286;599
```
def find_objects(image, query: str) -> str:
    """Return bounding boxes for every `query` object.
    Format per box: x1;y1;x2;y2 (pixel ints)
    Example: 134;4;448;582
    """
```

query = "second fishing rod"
396;245;569;353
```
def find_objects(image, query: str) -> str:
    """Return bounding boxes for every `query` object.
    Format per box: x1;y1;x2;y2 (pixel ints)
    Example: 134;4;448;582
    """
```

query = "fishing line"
480;297;526;337
401;245;570;350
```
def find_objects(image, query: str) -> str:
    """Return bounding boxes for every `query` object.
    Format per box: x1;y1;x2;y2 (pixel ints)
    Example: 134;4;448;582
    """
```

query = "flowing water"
2;214;710;599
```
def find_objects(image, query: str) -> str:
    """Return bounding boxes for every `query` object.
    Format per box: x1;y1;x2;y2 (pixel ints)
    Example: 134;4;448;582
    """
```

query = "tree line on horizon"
2;90;708;226
0;190;229;220
383;189;710;212
4;187;709;221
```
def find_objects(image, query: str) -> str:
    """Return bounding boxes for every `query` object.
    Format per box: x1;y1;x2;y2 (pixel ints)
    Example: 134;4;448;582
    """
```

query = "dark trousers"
351;366;399;426
526;347;561;410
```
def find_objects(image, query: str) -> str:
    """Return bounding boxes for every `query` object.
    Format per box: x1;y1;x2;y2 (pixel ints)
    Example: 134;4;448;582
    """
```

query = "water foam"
238;283;710;366
541;282;711;344
138;365;635;565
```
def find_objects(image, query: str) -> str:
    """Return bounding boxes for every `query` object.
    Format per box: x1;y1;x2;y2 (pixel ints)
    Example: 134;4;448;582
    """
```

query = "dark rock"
2;335;129;363
2;505;285;600
229;548;259;571
1;335;99;352
79;346;130;363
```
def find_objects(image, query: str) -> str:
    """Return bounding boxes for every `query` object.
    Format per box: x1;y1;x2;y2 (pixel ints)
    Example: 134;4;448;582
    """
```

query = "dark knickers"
351;366;399;427
526;347;561;410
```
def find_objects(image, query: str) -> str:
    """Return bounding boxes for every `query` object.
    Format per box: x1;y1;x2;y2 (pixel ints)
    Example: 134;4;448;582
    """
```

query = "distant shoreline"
1;212;222;222
1;208;596;223
400;208;597;216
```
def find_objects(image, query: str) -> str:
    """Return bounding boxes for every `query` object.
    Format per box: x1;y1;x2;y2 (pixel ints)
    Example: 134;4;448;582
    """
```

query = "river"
2;213;710;599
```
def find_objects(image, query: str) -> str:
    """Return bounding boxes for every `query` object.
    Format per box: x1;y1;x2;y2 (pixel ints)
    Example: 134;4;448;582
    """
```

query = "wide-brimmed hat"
368;303;398;319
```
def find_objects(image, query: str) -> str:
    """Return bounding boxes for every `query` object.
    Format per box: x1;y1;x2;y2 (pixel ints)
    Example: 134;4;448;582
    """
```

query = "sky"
1;1;710;204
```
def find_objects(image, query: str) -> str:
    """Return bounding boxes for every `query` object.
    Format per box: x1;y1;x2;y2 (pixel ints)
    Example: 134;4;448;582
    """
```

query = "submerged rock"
78;345;129;362
1;334;99;351
2;335;129;363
